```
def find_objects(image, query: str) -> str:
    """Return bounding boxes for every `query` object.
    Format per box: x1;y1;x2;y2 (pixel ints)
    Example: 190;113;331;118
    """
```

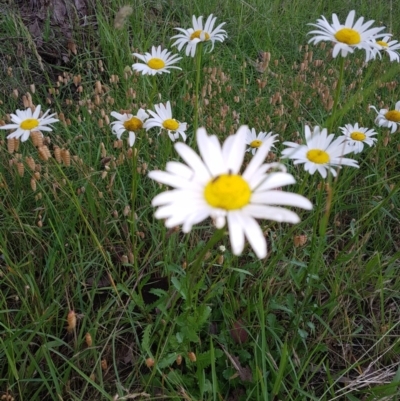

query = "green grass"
1;0;400;400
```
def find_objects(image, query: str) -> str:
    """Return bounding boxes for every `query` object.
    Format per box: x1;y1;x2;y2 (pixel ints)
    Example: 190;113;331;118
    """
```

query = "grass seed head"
66;310;76;333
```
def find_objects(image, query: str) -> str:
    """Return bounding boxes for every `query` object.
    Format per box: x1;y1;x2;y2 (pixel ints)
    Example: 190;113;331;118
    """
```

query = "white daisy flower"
148;125;312;259
144;101;187;142
132;45;182;75
245;128;278;155
308;10;387;61
372;35;400;62
0;105;59;142
281;125;359;178
370;101;400;133
339;123;377;154
110;109;149;147
171;14;227;57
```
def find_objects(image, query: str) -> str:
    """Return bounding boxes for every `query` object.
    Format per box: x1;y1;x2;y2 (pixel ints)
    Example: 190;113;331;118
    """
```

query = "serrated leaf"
141;324;153;354
158;352;177;369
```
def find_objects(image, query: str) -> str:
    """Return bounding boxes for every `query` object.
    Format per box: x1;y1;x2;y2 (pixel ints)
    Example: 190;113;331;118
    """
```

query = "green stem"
193;42;203;140
187;228;225;307
327;56;345;133
149;75;157;108
130;141;141;279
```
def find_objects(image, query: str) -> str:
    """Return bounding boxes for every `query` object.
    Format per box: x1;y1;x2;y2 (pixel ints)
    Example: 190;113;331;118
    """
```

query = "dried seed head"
293;235;308;247
30;178;37;191
38;146;51;161
188;352;197;362
145;357;155;368
25;156;36;171
16;162;24;177
61;149;71;166
31;131;43;147
176;354;182;365
101;359;108;371
67;310;76;333
85;332;93;347
53;146;62;163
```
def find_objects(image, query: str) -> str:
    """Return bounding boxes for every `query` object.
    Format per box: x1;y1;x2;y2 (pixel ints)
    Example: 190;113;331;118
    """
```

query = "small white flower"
110;109;149;147
308;10;387;61
148;125;312;259
339;123;377;154
245;128;278;155
171;14;227;57
132;45;182;75
281;125;359;178
0;105;58;142
372;35;400;62
370;101;400;133
144;101;187;142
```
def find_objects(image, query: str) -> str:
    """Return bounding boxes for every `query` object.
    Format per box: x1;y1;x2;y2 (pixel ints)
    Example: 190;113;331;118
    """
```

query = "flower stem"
327;56;345;133
149;75;157;108
187;227;224;306
193;43;203;140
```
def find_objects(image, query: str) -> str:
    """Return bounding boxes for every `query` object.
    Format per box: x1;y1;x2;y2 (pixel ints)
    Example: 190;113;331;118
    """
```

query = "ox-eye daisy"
0;105;59;142
245;128;278;155
373;36;400;62
171;14;227;57
308;10;386;61
110;109;149;147
339;123;377;154
370;101;400;133
132;45;182;75
281;125;359;178
148;126;312;259
144;101;187;142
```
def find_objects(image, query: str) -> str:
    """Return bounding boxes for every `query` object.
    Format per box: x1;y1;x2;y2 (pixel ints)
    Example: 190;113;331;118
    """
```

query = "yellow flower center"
147;58;166;70
306;149;330;164
250;139;263;148
350;131;366;141
20;118;39;130
385;110;400;122
162;118;180;130
190;30;210;41
377;40;388;47
123;116;143;131
334;28;361;45
204;174;251;210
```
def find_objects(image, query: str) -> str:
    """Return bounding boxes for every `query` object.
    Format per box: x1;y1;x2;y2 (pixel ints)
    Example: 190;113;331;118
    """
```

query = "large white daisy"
245;128;278;155
339;123;377;154
0;105;59;142
110;109;149;147
372;35;400;62
148;126;312;259
281;125;359;178
144;101;187;142
370;101;400;133
308;10;387;61
171;14;227;57
132;45;182;75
